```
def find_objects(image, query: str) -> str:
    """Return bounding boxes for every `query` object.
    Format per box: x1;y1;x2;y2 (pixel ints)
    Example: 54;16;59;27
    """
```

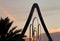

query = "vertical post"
32;24;35;41
29;24;32;41
38;24;39;39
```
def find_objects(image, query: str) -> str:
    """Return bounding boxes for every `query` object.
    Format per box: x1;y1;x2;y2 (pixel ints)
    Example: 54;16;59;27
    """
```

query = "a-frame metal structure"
21;3;53;41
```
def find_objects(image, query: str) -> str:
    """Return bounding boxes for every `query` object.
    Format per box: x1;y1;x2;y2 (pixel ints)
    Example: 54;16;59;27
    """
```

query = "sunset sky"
0;0;60;37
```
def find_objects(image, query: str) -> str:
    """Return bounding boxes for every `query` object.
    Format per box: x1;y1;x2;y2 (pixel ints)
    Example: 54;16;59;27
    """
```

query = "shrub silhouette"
0;17;26;41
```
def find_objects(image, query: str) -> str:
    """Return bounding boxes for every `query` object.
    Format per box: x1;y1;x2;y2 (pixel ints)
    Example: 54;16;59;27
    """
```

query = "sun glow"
49;29;60;33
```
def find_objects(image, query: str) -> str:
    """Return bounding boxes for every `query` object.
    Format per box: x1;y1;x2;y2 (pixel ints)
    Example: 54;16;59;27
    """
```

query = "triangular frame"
21;3;53;41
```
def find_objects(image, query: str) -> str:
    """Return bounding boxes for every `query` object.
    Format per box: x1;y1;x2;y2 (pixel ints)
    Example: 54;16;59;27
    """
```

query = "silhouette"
0;3;53;41
0;17;26;41
21;3;53;41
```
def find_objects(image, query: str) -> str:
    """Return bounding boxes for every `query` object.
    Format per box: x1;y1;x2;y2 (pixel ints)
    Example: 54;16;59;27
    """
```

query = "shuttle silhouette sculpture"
21;3;53;41
29;17;40;41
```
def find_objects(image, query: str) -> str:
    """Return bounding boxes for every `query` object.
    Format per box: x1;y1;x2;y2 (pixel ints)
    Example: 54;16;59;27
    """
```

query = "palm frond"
0;17;26;41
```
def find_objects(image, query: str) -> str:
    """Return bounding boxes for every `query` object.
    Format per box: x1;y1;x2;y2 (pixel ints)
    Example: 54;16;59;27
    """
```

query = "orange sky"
48;29;60;33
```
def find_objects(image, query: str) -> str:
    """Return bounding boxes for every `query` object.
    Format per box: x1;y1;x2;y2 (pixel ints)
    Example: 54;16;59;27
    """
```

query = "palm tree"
0;17;26;41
